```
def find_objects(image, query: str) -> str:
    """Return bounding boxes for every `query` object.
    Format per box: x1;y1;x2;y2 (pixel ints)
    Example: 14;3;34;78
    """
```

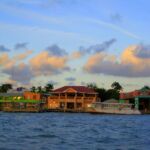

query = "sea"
0;112;150;150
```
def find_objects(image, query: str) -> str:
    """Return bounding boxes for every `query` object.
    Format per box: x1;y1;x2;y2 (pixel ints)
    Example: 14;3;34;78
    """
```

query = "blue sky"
0;0;150;91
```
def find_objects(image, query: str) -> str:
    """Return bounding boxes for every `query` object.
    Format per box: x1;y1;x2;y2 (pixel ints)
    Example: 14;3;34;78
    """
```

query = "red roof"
52;86;97;94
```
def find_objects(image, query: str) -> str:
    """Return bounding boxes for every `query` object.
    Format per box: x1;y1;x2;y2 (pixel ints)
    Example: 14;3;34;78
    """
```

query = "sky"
0;0;150;91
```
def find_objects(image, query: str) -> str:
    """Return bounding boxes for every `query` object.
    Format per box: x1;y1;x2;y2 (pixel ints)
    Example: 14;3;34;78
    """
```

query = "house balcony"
48;96;96;101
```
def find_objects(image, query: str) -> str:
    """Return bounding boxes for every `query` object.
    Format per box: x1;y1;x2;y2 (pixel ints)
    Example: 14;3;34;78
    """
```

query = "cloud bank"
0;45;10;52
1;43;150;86
72;38;116;59
14;42;28;50
0;44;69;85
46;44;68;56
84;45;150;77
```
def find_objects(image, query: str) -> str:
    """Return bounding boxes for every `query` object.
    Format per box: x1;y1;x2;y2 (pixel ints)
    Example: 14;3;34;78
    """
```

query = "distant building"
24;91;42;100
120;87;150;113
0;91;45;112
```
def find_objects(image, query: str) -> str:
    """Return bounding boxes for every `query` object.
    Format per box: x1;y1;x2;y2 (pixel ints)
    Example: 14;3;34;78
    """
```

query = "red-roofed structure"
119;87;150;113
52;86;97;94
47;86;99;112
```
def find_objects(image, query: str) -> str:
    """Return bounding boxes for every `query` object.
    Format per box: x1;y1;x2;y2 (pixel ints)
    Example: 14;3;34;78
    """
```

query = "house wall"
47;99;60;109
47;94;97;112
23;92;41;100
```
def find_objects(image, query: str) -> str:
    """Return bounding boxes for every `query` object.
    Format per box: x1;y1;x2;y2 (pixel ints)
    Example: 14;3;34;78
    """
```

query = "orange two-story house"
47;86;99;112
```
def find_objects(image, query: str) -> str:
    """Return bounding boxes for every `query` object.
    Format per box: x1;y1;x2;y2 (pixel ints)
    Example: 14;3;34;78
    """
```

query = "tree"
96;88;106;102
105;89;120;100
87;84;107;101
87;83;98;90
30;86;36;93
111;82;123;91
37;86;42;93
0;84;12;93
45;83;54;92
141;85;150;90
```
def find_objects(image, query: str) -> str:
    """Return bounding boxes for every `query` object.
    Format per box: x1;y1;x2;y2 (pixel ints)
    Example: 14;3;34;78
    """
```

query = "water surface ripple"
0;112;150;150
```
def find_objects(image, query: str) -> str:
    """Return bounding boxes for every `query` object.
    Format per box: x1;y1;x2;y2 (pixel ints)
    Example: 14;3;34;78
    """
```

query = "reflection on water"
0;112;150;150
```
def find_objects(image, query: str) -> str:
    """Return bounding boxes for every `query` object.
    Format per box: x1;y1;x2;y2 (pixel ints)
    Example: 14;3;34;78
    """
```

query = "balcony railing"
48;96;96;101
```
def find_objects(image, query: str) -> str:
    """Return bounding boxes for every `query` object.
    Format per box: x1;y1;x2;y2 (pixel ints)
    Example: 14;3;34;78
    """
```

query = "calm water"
0;113;150;150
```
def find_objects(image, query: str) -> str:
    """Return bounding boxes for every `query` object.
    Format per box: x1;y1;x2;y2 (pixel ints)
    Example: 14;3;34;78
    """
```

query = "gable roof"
52;86;97;94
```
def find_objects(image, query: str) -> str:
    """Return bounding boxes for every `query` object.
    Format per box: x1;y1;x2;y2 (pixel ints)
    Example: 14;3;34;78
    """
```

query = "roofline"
135;95;150;98
50;91;98;94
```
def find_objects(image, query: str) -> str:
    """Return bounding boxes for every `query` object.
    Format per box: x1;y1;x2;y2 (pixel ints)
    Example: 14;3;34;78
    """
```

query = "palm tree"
111;82;123;91
45;83;54;92
87;83;98;90
37;86;42;93
30;86;36;93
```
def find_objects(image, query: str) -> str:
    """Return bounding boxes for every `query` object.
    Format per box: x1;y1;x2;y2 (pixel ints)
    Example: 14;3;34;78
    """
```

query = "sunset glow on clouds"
84;45;150;77
0;47;70;85
0;0;150;91
1;44;150;89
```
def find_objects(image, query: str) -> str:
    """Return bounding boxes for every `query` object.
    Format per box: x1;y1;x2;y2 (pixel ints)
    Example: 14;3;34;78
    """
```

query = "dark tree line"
1;81;150;101
0;84;12;93
87;81;123;101
0;83;54;94
30;83;54;93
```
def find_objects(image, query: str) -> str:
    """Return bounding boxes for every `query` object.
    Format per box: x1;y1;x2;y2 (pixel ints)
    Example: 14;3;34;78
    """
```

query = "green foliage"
30;86;36;92
87;82;122;101
37;86;42;93
111;81;123;91
44;83;54;92
87;83;98;90
30;83;54;93
95;88;106;102
0;84;12;93
141;85;150;91
105;89;120;100
0;99;41;103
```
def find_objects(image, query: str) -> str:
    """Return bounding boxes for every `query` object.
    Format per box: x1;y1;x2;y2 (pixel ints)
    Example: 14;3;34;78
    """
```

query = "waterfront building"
0;93;45;112
47;86;99;112
4;86;99;113
120;87;150;113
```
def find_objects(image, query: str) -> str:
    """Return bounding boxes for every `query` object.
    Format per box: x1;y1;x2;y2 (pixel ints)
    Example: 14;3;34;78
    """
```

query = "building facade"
23;91;42;100
0;93;45;112
120;87;150;113
47;86;99;112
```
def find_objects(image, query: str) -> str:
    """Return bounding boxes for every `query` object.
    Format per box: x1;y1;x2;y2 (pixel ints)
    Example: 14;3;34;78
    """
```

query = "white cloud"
85;18;141;40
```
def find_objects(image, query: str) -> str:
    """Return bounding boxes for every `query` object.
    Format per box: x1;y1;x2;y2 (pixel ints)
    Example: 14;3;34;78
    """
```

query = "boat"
88;102;141;115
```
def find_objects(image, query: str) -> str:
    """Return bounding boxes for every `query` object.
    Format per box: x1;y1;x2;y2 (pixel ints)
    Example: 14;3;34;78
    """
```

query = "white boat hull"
89;102;141;115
